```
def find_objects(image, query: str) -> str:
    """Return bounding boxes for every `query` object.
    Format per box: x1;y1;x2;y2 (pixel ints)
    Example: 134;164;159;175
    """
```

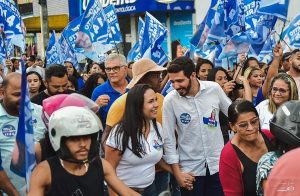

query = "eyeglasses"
236;117;259;130
271;87;289;94
105;65;125;73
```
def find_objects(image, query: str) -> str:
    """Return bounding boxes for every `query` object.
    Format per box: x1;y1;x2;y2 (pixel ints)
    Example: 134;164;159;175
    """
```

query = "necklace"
59;159;88;173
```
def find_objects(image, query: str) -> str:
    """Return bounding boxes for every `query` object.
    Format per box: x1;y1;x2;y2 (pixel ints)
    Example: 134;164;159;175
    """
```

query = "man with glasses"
91;53;129;126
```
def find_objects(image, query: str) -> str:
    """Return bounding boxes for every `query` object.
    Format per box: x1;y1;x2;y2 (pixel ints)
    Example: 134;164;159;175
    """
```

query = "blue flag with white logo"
127;18;145;62
140;12;168;65
103;5;122;45
258;31;276;63
190;0;218;49
141;12;167;55
282;14;300;49
46;31;63;66
258;0;289;20
59;34;80;70
0;0;25;51
10;60;36;190
75;0;112;62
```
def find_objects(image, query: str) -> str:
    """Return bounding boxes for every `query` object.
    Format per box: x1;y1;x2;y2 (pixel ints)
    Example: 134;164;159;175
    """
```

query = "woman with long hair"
64;61;85;90
27;71;46;98
105;84;171;196
80;73;107;98
256;73;298;130
219;100;274;196
243;67;263;106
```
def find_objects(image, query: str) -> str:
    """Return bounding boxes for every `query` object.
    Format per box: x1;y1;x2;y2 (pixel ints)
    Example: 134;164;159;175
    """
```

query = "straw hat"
127;58;166;89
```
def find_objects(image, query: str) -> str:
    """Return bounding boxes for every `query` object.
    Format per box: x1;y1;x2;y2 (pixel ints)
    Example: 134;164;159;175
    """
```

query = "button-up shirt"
163;80;231;176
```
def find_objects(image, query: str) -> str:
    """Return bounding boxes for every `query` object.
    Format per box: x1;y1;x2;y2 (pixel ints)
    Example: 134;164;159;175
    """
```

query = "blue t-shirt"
77;77;85;90
91;80;129;126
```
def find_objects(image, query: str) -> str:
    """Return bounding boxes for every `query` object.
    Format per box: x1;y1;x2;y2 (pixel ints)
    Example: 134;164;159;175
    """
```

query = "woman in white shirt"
256;73;298;130
105;84;171;196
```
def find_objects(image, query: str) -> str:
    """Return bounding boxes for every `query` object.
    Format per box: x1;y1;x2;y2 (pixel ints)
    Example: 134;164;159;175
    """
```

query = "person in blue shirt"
91;53;129;126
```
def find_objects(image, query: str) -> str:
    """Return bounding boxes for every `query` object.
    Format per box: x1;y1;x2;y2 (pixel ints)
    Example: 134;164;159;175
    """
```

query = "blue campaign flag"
282;14;300;49
103;5;122;45
75;0;112;62
127;17;145;62
59;34;80;70
141;12;167;55
161;80;173;97
46;31;63;66
10;60;36;190
258;0;289;20
0;0;25;51
61;16;83;53
190;0;218;49
258;32;276;63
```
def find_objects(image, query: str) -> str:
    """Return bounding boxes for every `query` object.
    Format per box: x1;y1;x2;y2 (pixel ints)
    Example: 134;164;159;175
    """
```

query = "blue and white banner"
75;0;112;62
0;0;25;51
68;0;194;20
103;5;122;45
46;31;63;66
258;0;289;20
141;12;168;65
141;12;167;55
282;14;300;49
127;17;144;62
59;34;80;70
258;31;276;63
10;60;36;190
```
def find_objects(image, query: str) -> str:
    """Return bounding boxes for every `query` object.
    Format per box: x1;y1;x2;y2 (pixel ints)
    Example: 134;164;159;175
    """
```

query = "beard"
177;79;192;97
292;63;300;72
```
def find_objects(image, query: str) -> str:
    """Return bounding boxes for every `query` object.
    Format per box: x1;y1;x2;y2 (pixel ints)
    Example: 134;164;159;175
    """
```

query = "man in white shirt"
163;57;231;196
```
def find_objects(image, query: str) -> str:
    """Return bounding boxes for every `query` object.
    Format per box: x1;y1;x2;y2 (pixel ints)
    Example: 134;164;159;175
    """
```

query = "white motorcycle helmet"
49;106;103;163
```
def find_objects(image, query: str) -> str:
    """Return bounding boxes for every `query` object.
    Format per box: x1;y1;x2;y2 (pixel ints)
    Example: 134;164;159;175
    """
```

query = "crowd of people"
0;42;299;196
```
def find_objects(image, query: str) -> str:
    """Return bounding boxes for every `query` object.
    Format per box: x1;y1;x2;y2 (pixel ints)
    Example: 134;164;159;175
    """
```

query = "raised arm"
262;43;283;98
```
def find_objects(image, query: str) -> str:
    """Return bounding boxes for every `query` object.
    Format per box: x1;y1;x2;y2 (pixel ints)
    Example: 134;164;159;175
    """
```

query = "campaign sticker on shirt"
2;124;16;137
203;109;218;128
153;139;163;151
180;113;191;124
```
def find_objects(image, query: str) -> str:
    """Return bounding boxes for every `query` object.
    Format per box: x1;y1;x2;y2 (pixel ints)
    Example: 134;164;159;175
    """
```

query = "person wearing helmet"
256;100;300;196
28;106;140;196
35;93;100;163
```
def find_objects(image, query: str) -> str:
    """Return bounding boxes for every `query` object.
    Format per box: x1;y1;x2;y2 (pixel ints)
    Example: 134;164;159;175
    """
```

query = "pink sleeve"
219;143;243;196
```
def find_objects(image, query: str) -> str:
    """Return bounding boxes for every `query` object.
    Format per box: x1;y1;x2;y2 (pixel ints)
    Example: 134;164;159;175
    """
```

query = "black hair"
26;71;46;92
68;75;78;91
86;62;105;74
195;58;214;76
228;100;259;125
114;84;162;158
171;40;181;60
67;62;82;79
241;57;259;76
11;58;19;72
167;56;195;78
80;73;107;98
207;67;231;82
45;64;68;82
